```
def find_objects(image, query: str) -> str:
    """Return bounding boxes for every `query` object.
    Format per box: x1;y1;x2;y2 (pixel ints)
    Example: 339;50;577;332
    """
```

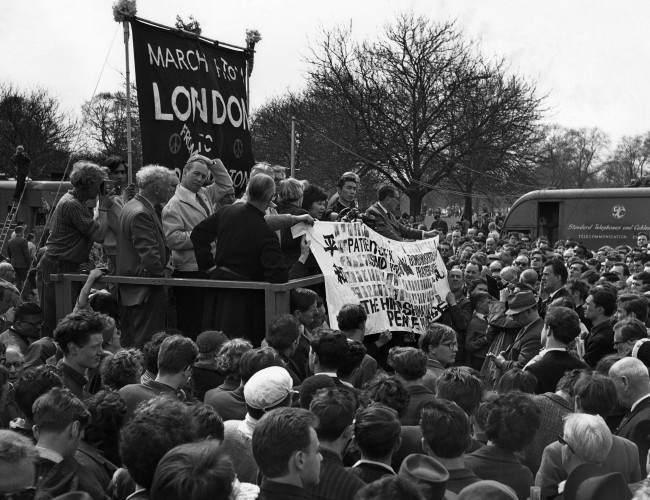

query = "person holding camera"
37;161;112;337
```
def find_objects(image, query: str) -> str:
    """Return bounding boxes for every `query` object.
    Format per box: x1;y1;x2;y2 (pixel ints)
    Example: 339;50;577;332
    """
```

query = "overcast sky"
3;0;649;145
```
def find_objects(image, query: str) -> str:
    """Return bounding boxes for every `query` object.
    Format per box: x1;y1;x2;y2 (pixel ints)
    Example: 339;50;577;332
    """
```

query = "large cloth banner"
304;221;450;335
130;19;254;190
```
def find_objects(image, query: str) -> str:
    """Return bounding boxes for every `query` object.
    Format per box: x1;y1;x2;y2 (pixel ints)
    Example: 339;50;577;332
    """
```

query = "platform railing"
51;273;324;330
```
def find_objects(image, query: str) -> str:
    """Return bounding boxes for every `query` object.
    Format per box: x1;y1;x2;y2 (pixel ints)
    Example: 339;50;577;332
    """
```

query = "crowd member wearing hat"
398;454;451;500
487;290;544;374
252;407;322;500
350;404;401;483
610;357;650;475
535;371;641;498
420;399;481;494
524;307;587;394
308;388;363;500
118;335;198;419
192;330;228;400
583;287;617;367
465;392;540;500
388;347;435;425
220;365;294;484
576;472;632;500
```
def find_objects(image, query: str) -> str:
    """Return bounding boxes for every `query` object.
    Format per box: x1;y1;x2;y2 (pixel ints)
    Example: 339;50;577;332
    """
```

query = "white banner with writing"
297;221;450;335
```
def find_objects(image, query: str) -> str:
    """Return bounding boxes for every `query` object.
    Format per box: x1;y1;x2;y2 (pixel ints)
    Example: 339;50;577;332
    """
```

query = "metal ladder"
0;182;27;252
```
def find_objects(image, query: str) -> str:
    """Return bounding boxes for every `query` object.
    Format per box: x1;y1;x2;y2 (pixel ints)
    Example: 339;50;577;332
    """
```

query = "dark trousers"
13;174;26;201
37;255;82;337
120;286;168;348
172;270;206;340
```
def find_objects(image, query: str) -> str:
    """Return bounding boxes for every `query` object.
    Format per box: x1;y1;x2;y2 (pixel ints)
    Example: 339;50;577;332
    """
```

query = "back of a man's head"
14;365;63;421
32;387;89;447
238;346;284;383
363;375;410;418
266;314;301;352
435;367;484;416
388;347;427;381
246;173;275;204
150;441;235;500
309;388;356;442
354;404;401;461
356;475;425;500
157;335;198;375
336;304;367;331
563;413;613;464
573;371;617;416
311;329;349;371
545;306;581;344
252;407;318;480
119;396;197;490
458;480;518;500
0;430;37;494
420;399;471;459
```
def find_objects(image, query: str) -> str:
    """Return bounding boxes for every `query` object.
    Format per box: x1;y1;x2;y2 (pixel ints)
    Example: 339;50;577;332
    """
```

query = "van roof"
510;187;650;211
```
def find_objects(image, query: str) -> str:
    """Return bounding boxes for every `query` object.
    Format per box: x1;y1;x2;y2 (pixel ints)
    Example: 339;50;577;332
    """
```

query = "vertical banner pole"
123;20;134;185
290;116;296;177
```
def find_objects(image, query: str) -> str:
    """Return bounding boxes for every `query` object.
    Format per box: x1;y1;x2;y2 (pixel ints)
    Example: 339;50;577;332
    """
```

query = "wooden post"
290;116;296;177
123;21;134;184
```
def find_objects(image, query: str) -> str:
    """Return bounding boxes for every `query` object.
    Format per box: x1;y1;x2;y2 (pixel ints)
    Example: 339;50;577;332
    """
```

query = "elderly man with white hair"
610;356;650;475
117;165;179;347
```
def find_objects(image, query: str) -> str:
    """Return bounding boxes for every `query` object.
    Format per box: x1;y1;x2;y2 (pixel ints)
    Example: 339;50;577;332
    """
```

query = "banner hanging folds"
300;222;451;335
130;19;254;189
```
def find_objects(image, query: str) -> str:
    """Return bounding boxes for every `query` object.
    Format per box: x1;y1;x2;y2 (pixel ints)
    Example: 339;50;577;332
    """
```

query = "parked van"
501;188;650;248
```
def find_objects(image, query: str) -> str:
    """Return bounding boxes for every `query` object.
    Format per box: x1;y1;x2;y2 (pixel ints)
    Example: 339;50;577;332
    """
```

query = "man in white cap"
220;365;294;484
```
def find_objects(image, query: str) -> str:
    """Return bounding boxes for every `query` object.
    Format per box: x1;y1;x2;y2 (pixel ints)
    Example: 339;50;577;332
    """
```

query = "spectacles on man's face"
557;434;575;455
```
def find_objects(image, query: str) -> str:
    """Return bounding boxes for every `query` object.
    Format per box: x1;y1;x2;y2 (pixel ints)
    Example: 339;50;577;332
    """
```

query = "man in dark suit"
191;173;289;345
7;226;30;289
117;165;178;347
583;287;617;367
365;185;438;242
488;290;544;372
525;306;587;394
538;258;569;318
610;357;650;475
429;209;448;234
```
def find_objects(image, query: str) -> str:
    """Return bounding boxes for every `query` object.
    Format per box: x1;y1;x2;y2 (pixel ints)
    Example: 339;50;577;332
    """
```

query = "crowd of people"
0;153;649;500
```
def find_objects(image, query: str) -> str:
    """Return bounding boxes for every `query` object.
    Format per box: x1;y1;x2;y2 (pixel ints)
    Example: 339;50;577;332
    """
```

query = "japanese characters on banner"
304;221;450;335
130;19;254;190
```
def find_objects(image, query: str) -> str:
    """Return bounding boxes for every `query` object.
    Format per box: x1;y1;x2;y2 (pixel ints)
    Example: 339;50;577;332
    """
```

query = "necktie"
196;193;211;216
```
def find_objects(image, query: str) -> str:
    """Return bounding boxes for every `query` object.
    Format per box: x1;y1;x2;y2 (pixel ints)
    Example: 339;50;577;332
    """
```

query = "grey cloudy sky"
3;0;649;144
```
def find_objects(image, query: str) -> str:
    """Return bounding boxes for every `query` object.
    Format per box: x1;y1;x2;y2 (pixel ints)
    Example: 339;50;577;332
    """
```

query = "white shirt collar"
35;446;63;464
237;414;258;439
631;394;650;413
352;459;396;474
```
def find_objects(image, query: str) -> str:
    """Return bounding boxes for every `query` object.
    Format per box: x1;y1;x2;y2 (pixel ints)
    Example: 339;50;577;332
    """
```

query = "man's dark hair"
309;388;356;441
150;440;233;500
566;279;590;302
618;294;649;322
119;396;197;490
573;371;617;416
388;347;427;381
157;335;198;375
53;310;105;355
495;368;537;394
419;324;456;353
545;306;581;344
302;184;328;211
311;329;349;371
151;441;234;500
363;375;410;418
238;346;284;383
103;155;126;173
555;368;585;395
355;476;424;500
336;304;367;331
588;287;617;317
13;302;42;323
377;185;396;202
89;293;120;323
189;403;225;441
290;288;318;313
13;365;63;420
480;392;541;452
299;375;336;409
545;258;568;285
614;318;648;343
338;340;367;380
354;404;401;460
101;348;142;390
420;399;471;459
252;407;318;479
435;367;484;416
33;387;90;433
142;331;172;375
266;314;300;351
84;390;128;466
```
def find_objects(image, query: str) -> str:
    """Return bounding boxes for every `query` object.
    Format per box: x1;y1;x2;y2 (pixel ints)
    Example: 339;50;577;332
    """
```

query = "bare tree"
601;133;650;186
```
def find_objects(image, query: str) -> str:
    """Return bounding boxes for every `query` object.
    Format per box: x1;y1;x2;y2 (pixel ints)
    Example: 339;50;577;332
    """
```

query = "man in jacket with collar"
538;259;569;319
583;287;617;367
162;154;233;338
488;290;543;372
117;165;178;347
610;357;650;475
365;185;438;242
